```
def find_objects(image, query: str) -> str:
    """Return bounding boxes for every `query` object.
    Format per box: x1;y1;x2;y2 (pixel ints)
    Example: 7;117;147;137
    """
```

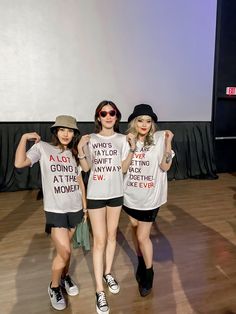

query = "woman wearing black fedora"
123;104;174;297
14;115;87;311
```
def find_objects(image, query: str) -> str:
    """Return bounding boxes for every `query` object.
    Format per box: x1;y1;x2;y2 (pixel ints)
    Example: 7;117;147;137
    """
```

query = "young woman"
77;100;135;314
123;104;174;297
14;115;87;311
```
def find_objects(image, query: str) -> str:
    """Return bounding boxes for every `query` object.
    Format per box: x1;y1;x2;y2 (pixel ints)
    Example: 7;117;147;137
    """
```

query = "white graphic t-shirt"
124;131;168;210
26;141;83;213
86;133;129;199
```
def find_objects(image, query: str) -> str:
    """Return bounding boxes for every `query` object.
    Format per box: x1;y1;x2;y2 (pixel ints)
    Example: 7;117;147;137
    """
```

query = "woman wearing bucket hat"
123;104;174;297
77;100;136;314
15;115;87;311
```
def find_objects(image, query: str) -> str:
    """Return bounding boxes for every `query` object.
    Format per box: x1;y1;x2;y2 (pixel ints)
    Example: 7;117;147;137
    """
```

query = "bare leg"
104;205;122;275
88;207;107;292
128;217;153;267
129;216;141;256
136;221;153;268
50;228;72;287
61;228;75;278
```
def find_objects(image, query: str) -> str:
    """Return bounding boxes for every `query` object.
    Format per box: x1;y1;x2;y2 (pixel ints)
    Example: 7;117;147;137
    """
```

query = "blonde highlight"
126;116;157;147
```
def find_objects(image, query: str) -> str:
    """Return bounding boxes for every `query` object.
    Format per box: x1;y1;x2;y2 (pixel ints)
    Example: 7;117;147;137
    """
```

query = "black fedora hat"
128;104;158;123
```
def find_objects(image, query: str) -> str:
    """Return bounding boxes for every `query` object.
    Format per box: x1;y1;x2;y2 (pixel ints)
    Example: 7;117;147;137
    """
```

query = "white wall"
0;0;217;122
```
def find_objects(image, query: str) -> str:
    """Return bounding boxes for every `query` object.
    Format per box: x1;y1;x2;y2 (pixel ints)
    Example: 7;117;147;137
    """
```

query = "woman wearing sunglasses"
123;104;174;298
77;100;135;314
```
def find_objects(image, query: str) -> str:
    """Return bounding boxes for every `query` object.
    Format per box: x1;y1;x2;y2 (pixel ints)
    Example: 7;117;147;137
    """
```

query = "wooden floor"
1;173;236;314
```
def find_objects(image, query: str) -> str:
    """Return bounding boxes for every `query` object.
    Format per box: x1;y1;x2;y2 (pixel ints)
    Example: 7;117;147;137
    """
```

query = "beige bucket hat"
50;115;79;133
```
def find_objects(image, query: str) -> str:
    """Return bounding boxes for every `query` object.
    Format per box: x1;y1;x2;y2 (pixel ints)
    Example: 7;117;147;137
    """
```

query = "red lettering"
139;182;154;188
93;174;104;181
49;155;55;161
56;156;70;163
134;153;145;159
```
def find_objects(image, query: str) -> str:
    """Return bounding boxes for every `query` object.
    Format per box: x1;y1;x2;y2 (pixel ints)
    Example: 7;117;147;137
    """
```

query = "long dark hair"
51;128;81;164
94;100;121;133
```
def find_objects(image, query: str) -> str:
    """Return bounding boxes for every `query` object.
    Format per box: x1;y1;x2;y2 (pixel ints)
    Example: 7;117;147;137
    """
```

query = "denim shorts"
122;205;160;222
45;210;84;234
87;196;123;209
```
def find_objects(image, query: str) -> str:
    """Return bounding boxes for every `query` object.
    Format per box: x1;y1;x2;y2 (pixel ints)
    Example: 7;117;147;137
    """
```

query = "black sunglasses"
99;110;117;118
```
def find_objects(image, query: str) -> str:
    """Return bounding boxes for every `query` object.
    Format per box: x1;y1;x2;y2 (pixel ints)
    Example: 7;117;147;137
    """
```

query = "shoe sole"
96;305;110;314
66;288;79;296
138;285;152;297
60;282;79;296
103;277;120;294
107;285;120;294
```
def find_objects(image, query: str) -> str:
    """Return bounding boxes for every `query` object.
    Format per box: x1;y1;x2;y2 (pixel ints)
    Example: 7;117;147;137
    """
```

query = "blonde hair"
126;115;157;146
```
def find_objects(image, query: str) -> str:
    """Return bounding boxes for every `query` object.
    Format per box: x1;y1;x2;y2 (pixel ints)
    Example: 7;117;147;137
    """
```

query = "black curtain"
212;0;236;172
0;121;218;192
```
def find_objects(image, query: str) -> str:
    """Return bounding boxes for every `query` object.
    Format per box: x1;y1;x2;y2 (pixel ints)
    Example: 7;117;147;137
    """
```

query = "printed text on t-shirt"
128;148;155;189
92;142;121;181
49;154;79;194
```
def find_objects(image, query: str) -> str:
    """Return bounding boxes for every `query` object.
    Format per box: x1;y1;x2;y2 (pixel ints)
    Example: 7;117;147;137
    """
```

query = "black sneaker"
96;291;109;314
60;274;79;296
48;284;66;311
103;273;120;294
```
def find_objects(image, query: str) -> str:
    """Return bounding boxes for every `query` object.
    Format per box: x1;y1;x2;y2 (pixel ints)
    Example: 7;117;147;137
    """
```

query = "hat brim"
50;124;80;134
128;112;158;123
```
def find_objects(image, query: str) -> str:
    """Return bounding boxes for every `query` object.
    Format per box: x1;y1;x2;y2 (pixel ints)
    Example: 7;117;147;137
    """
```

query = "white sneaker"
60;274;79;296
103;273;120;294
96;291;109;314
48;284;66;311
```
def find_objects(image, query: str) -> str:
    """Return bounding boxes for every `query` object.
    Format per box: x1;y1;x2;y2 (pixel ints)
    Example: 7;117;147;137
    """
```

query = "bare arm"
122;133;136;174
77;174;88;220
15;132;41;168
77;135;91;172
159;130;174;172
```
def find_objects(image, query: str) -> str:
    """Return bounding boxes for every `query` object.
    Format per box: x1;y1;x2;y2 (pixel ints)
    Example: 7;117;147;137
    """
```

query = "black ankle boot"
136;256;145;283
139;266;154;297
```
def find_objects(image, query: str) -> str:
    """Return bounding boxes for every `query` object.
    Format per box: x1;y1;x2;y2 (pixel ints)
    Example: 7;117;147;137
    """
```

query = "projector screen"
0;0;217;122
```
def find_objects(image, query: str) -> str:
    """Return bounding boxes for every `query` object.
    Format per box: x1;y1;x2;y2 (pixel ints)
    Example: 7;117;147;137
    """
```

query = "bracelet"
78;154;86;159
129;148;136;153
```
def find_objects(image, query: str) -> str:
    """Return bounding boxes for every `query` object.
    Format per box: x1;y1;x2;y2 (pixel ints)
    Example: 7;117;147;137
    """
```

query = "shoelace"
52;287;63;302
64;275;74;287
105;274;117;287
97;292;108;308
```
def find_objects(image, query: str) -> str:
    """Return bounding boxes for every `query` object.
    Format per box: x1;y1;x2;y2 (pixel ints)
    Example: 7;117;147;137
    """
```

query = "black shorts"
87;196;123;209
122;205;160;222
45;210;84;234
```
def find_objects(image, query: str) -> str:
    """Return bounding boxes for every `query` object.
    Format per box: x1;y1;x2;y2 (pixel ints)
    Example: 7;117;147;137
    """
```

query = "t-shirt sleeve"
153;131;166;163
159;131;166;158
85;135;93;167
77;165;82;176
26;143;41;166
